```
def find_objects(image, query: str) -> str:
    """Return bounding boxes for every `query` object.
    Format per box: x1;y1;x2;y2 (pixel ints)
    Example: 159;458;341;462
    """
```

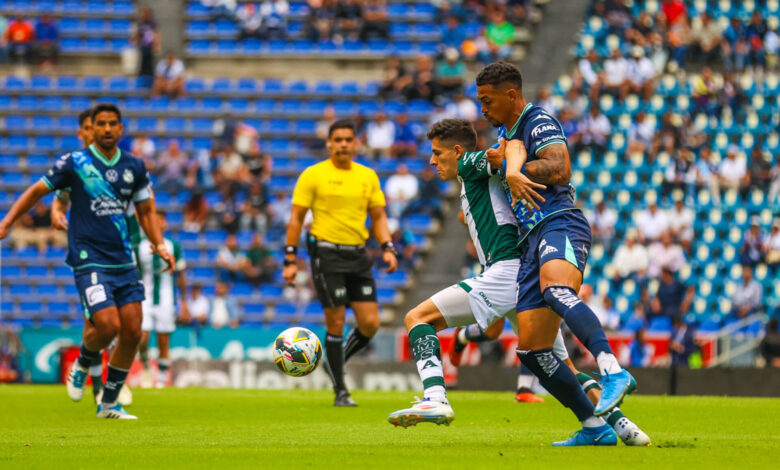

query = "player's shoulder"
300;159;331;177
122;152;147;171
351;160;379;178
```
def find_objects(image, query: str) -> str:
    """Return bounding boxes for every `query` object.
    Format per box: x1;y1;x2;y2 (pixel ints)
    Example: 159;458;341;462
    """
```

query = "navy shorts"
73;267;145;322
516;210;592;312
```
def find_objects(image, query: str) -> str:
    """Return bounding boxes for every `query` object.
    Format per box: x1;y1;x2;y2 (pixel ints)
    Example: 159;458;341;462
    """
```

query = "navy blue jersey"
41;145;151;270
497;102;578;242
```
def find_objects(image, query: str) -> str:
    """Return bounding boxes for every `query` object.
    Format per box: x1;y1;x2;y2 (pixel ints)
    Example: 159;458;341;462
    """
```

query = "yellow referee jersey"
292;159;386;245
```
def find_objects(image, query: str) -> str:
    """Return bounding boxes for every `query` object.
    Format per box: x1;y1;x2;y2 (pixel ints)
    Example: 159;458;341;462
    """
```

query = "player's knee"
120;323;143;345
96;316;121;341
360;318;380;337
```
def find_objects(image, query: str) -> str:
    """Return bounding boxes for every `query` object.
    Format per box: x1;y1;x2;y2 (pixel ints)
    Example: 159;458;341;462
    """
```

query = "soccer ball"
272;327;323;377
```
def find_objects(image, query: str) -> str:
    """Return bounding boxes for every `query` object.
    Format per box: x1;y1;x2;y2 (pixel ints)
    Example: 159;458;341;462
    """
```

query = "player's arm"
524;142;572;186
504;139;547;211
51;191;70;231
368;205;398;273
136;198;175;273
282;204;309;285
0;180;53;240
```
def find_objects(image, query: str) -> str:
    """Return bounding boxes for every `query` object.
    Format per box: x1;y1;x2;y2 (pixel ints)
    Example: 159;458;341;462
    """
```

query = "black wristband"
285;245;298;256
381;241;397;256
283;259;296;267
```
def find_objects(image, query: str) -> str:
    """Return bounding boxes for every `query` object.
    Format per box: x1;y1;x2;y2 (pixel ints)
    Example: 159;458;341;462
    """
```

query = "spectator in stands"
587;200;617;252
268;190;292;231
183;190;210;233
5;15;34;65
217;146;250;187
188;284;211;326
387;218;416;272
680;115;707;151
666;10;691;66
243;234;277;286
241;181;270;234
670;316;697;366
478;9;515;64
436;47;467;98
209;281;240;329
215;183;242;234
691;66;719;116
611;229;649;286
402;55;441;103
691;12;722;64
217;234;246;283
0;15;8;63
661;0;687;27
34;13;58;68
535;86;556;115
578;49;602;90
360;0;388;41
603;49;629;98
133;7;160;82
187;147;221;191
577;105;610;154
444;91;479;121
718;71;745;114
740;217;767;268
303;0;335;41
663;148;696;200
131;133;157;170
441;15;466;51
157;139;189;191
334;0;362;43
366;111;395;159
313;106;337;150
237;3;263;39
648;231;687;279
667;195;695;253
730;265;762;320
747;145;772;193
391;113;417;159
627;46;655;100
628;328;651;367
650;266;694;321
695;146;721;205
627;111;655;153
760;318;780;368
244;143;272;183
152;52;186;98
9;201;67;252
580;284;619;331
385;163;419;219
403;166;443;222
767;220;780;272
766;20;779;68
558;108;580;147
258;0;289;39
719;145;749;193
747;12;768;70
378;56;408;100
770;157;780;205
636;197;668;244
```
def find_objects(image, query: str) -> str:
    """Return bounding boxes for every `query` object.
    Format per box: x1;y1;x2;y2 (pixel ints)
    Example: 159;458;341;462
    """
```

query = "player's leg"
514;306;616;446
67;298;120;402
79;321;104;403
138;327;153;388
343;269;381;364
322;304;354;406
450;318;504;367
156;331;172;388
97;300;142;419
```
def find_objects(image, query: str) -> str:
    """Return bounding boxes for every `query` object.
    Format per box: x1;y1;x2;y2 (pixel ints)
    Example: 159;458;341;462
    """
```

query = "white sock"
581;416;606;428
516;373;534;390
88;364;102;377
596;352;622;375
423;385;447;403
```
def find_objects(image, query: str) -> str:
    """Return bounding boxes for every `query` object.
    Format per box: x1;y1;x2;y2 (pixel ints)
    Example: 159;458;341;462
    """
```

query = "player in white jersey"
136;210;189;388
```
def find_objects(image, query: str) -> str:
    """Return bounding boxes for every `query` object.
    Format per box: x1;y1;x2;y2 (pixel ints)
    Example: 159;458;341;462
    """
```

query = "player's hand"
153;244;176;273
486;138;506;169
383;251;398;273
51;211;69;231
506;170;546;212
282;263;298;286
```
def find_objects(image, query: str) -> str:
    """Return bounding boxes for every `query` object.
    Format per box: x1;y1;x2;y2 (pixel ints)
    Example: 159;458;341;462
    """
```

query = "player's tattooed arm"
524;143;572;186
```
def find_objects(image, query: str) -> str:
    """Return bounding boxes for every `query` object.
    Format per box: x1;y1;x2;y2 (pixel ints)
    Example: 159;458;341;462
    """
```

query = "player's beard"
483;113;502;128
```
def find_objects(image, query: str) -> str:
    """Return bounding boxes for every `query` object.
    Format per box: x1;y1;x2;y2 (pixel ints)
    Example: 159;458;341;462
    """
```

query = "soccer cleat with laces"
388;398;454;428
594;370;636;416
614;417;651;446
334;389;357;407
66;362;88;402
514;389;545;403
449;327;466;367
96;403;137;420
551;424;617;446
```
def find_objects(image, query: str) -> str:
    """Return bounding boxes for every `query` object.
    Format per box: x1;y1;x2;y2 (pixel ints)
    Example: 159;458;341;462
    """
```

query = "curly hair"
475;61;523;90
426;119;477;151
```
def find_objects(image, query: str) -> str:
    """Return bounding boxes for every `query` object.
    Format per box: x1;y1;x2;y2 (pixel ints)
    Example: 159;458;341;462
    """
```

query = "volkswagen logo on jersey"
123;168;134;184
105;169;119;183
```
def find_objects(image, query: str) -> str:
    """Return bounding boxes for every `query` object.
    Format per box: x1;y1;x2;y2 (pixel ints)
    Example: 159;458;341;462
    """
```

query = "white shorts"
141;304;176;333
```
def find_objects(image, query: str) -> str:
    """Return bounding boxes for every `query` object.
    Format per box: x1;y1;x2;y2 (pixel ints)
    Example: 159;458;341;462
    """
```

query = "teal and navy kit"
497;103;592;312
42;144;151;319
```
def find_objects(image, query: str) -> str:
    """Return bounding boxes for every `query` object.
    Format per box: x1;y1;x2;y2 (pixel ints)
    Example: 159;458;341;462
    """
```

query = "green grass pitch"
1;386;778;469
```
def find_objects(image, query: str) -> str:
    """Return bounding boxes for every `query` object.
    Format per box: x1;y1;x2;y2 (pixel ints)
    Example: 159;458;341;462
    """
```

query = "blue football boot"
594;369;636;416
552;424;617;446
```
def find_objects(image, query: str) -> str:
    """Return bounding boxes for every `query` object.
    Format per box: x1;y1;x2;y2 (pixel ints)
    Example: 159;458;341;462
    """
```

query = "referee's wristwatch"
283;245;297;266
381;241;398;256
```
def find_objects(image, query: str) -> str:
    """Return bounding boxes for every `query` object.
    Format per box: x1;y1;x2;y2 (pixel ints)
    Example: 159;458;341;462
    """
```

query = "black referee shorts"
307;235;377;309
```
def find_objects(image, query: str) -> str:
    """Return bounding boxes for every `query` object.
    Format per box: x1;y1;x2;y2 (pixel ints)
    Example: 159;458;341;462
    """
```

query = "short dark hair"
78;108;92;127
91;103;122;123
426;119;477;151
475;61;523;90
328;119;356;138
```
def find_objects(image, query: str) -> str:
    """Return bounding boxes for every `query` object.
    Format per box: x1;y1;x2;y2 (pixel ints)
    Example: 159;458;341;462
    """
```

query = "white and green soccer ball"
272;327;323;377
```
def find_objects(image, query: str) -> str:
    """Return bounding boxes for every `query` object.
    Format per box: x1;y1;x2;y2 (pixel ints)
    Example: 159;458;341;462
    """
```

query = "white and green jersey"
458;151;520;267
136;237;185;307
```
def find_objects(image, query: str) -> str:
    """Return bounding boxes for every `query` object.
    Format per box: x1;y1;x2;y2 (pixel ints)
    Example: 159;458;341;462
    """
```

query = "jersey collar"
505;102;534;139
89;144;122;167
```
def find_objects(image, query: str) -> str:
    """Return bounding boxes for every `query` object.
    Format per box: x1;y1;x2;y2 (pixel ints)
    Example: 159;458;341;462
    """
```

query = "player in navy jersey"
474;62;638;446
0;103;174;419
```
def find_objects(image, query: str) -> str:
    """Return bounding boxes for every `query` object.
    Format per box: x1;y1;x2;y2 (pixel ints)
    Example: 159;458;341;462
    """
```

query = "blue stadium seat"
288;81;309;95
647;316;672;333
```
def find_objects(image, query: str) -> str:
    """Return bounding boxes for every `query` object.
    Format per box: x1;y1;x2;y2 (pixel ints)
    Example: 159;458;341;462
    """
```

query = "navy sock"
324;334;346;392
543;286;613;359
77;344;100;370
463;324;491;342
101;365;129;405
517;348;595;422
343;328;372;363
89;356;103;394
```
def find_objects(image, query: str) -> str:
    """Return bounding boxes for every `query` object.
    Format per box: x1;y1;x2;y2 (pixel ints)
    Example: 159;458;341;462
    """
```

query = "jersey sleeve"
132;159;153;203
521;113;567;156
367;169;386;208
458;150;493;181
41;153;74;191
172;239;187;271
291;167;316;208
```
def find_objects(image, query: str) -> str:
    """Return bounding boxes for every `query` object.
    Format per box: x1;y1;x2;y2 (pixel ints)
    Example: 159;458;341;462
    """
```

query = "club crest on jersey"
105;169;118;183
123;169;134;184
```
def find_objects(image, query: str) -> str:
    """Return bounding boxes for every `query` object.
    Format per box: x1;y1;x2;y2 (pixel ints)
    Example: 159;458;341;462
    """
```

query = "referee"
283;119;398;407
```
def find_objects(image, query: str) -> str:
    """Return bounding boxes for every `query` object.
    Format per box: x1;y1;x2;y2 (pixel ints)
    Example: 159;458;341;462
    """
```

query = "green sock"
576;371;602;394
409;323;446;401
606;407;626;428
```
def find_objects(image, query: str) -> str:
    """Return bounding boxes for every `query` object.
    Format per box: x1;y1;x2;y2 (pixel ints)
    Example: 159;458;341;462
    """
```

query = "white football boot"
66;362;88;402
96;403;138;420
614;417;651;446
388;398;454;428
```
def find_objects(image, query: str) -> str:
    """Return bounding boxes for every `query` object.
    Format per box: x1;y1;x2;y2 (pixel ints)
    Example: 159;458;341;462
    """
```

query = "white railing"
706;312;768;367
